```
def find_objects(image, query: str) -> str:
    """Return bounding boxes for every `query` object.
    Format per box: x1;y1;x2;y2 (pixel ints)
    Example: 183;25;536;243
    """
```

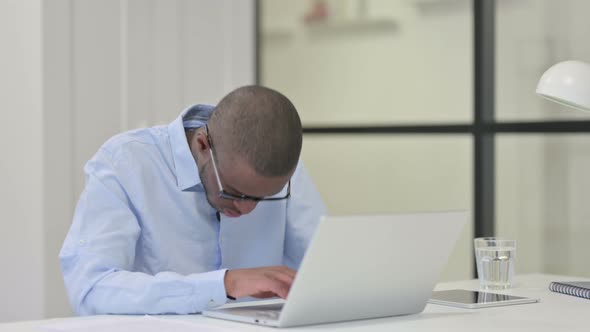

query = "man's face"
198;150;292;218
189;127;292;218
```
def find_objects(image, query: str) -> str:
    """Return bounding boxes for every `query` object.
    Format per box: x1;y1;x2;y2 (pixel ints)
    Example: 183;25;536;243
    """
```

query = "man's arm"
59;150;229;315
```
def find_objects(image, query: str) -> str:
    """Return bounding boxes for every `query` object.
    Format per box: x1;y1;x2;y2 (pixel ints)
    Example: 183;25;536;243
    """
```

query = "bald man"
60;86;327;315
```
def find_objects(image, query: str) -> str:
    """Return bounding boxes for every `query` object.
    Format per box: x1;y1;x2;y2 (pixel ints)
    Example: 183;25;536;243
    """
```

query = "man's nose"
233;199;257;215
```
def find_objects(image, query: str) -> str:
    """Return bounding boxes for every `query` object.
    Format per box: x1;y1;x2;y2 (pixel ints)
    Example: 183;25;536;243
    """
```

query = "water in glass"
475;246;515;290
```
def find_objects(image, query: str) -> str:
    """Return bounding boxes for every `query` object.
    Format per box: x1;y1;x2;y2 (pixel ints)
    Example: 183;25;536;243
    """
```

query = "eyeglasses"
205;124;291;202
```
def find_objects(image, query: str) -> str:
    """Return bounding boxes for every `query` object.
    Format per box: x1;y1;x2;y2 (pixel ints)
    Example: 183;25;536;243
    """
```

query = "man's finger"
281;267;297;279
271;266;296;279
269;270;295;286
266;279;290;299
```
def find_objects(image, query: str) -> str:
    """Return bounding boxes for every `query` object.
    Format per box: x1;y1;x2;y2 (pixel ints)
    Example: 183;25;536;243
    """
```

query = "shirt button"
79;240;86;246
208;299;216;307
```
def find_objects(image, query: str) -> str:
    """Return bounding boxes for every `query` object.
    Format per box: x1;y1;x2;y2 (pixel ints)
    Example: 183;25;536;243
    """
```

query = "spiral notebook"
549;281;590;300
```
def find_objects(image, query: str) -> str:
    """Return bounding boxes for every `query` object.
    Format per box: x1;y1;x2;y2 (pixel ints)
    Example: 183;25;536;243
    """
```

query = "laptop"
202;211;467;328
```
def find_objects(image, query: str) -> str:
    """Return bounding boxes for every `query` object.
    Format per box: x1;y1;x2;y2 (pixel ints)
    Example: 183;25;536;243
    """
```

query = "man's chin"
222;209;242;218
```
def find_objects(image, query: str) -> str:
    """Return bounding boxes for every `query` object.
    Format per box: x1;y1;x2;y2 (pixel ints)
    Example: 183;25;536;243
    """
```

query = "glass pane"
261;0;473;125
302;135;473;280
496;0;590;121
497;135;590;277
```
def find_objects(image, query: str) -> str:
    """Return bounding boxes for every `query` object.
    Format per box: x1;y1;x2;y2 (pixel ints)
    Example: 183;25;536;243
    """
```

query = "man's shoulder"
99;126;169;163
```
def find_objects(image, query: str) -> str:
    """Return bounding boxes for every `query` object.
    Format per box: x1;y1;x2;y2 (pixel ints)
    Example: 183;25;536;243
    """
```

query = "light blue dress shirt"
59;104;327;315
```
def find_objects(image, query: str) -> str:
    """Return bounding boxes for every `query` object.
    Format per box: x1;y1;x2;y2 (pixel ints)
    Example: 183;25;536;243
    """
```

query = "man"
60;86;327;315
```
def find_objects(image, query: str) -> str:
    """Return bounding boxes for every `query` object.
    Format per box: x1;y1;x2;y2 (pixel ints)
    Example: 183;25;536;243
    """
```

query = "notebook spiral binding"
549;282;590;300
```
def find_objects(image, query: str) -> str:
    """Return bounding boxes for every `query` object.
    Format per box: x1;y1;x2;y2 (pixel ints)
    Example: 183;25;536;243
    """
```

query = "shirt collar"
167;104;215;191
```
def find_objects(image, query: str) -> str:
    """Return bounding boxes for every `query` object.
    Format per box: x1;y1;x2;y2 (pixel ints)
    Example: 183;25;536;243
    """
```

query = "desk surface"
2;274;589;331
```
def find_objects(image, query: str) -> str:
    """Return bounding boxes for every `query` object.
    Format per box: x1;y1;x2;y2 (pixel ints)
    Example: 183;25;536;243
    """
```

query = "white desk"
2;274;588;331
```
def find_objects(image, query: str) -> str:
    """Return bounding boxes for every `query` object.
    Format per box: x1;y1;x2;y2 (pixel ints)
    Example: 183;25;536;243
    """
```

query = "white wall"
0;0;45;322
0;0;255;322
42;0;76;319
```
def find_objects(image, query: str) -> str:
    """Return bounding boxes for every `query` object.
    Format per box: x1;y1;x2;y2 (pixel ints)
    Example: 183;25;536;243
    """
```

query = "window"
259;0;590;278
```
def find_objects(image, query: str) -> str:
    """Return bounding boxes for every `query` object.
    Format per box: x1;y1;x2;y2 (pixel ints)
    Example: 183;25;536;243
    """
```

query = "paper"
40;315;237;332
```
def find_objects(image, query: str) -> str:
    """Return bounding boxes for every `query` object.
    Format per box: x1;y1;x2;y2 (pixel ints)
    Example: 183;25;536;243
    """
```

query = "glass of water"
474;237;516;290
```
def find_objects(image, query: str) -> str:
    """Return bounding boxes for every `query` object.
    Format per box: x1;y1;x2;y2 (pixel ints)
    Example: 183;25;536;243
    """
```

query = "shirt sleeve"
59;149;228;315
283;161;328;269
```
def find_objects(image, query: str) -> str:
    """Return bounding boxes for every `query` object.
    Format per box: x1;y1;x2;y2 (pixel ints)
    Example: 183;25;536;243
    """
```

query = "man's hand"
224;266;296;299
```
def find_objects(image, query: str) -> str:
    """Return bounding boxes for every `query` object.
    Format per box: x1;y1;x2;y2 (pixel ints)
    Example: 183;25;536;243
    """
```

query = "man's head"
188;85;302;217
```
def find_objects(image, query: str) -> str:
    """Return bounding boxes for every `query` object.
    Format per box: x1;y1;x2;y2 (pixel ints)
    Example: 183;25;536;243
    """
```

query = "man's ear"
192;130;211;160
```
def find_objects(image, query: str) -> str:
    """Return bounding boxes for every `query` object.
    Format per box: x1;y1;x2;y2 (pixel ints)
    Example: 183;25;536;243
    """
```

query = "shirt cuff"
188;269;228;310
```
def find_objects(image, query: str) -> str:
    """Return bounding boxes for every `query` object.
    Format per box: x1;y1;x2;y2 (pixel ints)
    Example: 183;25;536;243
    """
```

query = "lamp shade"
536;60;590;111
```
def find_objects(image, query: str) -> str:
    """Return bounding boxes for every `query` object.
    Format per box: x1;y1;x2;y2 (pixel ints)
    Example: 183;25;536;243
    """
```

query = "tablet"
428;289;539;309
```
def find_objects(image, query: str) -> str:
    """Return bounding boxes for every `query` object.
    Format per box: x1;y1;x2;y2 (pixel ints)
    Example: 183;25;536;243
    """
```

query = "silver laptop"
203;211;467;328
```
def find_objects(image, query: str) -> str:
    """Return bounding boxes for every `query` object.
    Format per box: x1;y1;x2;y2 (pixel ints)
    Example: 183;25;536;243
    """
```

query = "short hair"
209;85;302;177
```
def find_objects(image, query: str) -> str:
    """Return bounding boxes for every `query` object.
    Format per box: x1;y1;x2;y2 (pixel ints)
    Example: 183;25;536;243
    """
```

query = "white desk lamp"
536;60;590;111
